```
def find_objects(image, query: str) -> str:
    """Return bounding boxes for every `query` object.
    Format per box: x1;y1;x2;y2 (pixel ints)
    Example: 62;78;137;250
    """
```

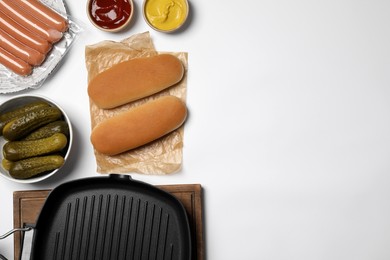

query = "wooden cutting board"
13;184;203;260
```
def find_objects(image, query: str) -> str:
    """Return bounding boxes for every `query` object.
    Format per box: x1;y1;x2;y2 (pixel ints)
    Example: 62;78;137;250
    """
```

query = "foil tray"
0;0;82;94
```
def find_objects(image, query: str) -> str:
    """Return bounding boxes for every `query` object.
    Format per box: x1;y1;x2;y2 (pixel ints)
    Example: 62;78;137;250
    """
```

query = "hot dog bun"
90;95;187;156
88;54;184;109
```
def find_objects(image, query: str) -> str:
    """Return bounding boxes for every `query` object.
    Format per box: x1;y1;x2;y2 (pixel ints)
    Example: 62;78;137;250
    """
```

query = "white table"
1;0;390;259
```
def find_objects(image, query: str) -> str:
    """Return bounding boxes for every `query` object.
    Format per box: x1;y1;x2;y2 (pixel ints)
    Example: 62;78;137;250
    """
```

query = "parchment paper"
85;32;188;175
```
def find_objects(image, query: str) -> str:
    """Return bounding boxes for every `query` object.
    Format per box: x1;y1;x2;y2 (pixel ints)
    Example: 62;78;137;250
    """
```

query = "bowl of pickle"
0;95;72;183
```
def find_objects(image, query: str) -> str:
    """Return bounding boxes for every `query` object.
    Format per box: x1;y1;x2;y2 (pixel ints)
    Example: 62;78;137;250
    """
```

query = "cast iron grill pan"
29;174;191;260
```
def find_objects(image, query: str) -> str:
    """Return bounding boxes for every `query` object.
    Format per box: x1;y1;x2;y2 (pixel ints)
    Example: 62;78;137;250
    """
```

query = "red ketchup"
89;0;131;30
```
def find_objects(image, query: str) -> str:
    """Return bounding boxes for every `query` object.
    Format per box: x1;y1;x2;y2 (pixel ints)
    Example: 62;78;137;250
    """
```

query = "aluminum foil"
0;0;82;93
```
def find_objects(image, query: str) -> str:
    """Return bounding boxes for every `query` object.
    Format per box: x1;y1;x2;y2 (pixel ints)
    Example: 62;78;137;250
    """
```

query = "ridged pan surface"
29;174;191;260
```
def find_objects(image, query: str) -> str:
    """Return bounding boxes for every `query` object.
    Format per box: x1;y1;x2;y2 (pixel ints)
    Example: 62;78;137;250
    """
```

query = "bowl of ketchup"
87;0;133;32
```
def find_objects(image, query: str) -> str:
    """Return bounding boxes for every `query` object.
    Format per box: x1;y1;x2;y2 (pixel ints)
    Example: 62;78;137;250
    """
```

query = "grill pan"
24;174;192;260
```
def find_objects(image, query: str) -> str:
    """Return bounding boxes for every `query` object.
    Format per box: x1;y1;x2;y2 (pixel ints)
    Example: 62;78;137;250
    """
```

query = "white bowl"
0;95;73;184
86;0;134;32
143;0;189;33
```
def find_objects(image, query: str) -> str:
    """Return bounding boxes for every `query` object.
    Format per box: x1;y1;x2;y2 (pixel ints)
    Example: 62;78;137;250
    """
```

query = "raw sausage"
0;46;33;76
0;28;45;66
0;10;52;54
90;95;187;155
16;0;68;32
0;0;63;43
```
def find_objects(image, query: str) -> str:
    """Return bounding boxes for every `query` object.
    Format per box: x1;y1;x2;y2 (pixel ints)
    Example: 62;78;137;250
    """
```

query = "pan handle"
0;227;32;260
0;227;32;240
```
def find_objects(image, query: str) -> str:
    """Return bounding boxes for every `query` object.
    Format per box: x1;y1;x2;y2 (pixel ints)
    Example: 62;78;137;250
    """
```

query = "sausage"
16;0;68;33
0;46;33;76
0;28;45;66
0;10;52;54
0;0;63;43
90;95;187;155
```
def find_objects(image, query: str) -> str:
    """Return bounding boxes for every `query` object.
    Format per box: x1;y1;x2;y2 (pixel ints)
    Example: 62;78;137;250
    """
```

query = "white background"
1;0;390;259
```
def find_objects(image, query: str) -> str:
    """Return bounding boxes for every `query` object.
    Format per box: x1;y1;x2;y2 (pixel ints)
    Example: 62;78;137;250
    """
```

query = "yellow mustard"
144;0;188;31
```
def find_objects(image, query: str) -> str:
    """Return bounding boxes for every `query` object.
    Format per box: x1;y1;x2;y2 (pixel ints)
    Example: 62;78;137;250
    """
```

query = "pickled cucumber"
23;120;69;140
8;155;65;179
3;106;62;141
0;101;50;134
3;133;68;161
2;159;11;171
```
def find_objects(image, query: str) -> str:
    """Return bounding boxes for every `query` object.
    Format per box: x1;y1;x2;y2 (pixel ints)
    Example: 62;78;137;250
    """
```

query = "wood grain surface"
13;184;203;260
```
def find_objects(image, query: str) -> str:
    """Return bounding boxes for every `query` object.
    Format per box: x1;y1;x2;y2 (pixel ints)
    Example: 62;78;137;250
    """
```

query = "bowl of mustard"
143;0;189;33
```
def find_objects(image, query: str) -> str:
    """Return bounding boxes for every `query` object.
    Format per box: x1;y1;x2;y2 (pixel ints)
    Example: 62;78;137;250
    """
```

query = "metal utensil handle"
0;227;32;240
